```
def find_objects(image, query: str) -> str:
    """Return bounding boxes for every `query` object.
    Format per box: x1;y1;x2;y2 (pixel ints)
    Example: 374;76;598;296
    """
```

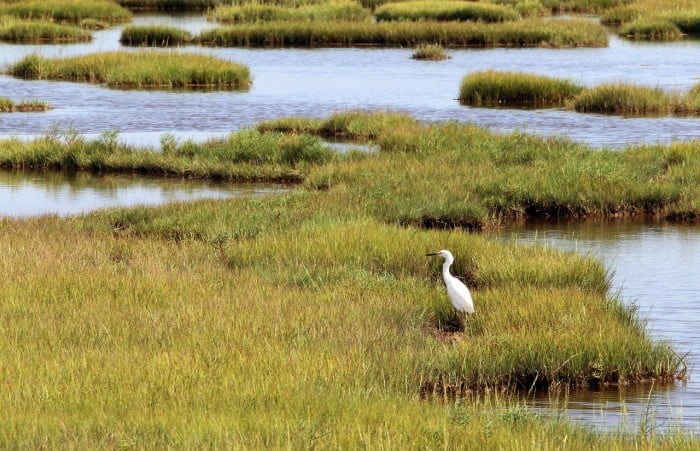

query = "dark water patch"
0;170;289;217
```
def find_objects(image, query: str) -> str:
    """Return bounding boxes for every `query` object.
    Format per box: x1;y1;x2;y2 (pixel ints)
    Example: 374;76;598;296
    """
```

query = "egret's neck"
441;258;453;277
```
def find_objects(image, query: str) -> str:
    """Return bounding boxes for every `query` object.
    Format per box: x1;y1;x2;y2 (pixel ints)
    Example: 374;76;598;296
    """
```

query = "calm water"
492;220;700;433
0;170;286;217
1;15;700;147
0;14;699;433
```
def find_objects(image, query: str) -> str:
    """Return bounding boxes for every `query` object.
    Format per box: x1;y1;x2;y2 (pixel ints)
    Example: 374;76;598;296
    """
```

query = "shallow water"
491;220;700;433
1;15;699;147
0;170;287;217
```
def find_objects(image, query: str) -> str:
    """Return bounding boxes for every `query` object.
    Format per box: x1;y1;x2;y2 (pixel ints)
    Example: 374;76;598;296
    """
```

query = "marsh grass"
0;97;52;112
375;1;520;23
619;18;683;40
459;70;584;106
0;16;91;43
120;25;194;46
0;0;131;23
199;18;608;48
411;43;449;60
572;83;700;115
210;1;370;24
117;0;224;10
0;110;695;445
9;51;251;90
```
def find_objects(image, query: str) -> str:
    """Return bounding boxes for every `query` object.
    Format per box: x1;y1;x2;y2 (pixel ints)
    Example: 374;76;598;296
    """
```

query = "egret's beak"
425;253;438;257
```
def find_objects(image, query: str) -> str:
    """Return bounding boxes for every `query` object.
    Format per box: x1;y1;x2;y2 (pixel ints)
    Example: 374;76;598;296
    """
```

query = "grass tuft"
0;97;52;113
375;1;520;23
411;44;450;60
120;25;194;46
459;70;584;106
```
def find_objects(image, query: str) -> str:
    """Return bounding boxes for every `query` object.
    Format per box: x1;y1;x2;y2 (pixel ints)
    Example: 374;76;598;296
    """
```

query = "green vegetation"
458;71;700;116
459;70;584;106
0;0;131;23
0;16;91;43
9;51;251;90
0;97;52;112
116;0;223;10
571;83;698;115
375;1;521;23
619;18;683;40
210;1;370;24
0;129;333;181
411;43;449;60
200;18;608;48
120;25;194;46
0;111;697;445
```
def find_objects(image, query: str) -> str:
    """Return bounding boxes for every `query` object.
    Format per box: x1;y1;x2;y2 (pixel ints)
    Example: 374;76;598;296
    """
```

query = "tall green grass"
411;43;449;60
619;18;683;40
459;70;584;106
9;51;251;90
375;1;520;23
210;1;370;23
0;17;91;43
120;25;194;46
0;0;131;23
0;129;335;181
0;97;52;112
116;0;223;10
572;83;684;115
199;18;608;47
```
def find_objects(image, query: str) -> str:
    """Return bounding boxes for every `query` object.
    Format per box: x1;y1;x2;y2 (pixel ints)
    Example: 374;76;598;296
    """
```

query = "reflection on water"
491;220;700;433
1;15;699;147
0;170;288;217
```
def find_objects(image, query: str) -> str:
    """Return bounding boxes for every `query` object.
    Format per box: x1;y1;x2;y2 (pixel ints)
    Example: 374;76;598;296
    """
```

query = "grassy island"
0;0;131;23
8;51;251;90
0;17;91;43
0;97;52;112
120;25;194;46
0;112;695;447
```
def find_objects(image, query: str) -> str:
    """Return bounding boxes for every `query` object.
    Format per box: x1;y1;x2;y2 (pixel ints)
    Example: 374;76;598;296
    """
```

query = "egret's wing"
446;277;475;314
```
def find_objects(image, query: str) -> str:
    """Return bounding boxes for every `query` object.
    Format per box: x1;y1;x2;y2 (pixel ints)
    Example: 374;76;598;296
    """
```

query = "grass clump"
411;43;449;60
200;18;607;48
375;1;521;23
572;83;700;115
0;97;52;112
0;0;131;23
120;25;194;46
0;129;336;182
9;51;251;90
0;17;91;43
116;0;224;10
619;18;683;40
459;70;584;107
210;1;370;24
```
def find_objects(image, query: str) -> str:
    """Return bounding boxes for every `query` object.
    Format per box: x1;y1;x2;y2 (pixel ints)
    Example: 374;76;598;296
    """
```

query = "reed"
0;0;131;23
0;97;52;112
375;1;520;23
120;25;194;46
210;1;370;23
411;43;449;60
459;70;584;106
9;51;251;90
619;18;683;40
0;19;91;43
199;18;608;48
572;83;679;115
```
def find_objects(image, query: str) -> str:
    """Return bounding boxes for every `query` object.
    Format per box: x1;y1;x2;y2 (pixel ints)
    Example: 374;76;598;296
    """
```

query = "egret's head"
425;249;453;261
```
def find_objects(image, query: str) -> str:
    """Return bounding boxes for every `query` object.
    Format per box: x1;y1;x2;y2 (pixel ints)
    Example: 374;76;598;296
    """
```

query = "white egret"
426;250;475;315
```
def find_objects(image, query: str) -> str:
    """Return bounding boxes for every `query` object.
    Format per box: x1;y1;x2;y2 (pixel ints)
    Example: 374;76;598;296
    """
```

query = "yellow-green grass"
619;18;683;39
261;111;700;224
0;210;694;447
120;25;194;46
210;1;370;24
411;43;449;60
117;0;224;10
601;0;700;35
459;70;584;106
0;17;91;43
199;18;608;47
9;51;251;90
0;97;52;112
542;0;635;13
375;1;520;23
571;83;696;115
0;0;131;23
0;129;336;182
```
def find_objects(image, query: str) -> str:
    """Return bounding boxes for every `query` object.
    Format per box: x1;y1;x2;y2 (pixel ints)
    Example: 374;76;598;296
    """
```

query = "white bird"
426;249;475;315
